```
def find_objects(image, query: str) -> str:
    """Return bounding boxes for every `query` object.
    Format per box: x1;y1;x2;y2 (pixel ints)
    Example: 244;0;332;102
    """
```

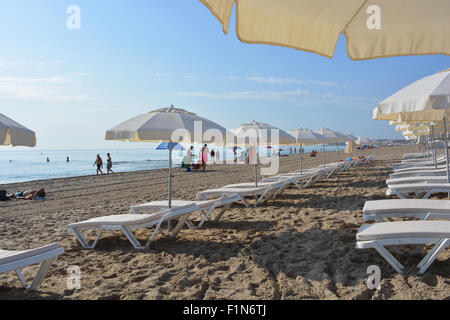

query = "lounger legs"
365;239;449;274
14;257;56;291
373;243;404;274
417;239;449;274
70;228;104;249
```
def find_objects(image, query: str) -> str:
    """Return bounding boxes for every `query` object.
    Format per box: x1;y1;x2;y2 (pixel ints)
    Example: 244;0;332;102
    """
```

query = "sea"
0;144;345;185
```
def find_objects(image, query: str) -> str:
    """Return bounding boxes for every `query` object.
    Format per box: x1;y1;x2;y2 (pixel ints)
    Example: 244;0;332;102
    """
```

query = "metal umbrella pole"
254;162;258;187
168;140;173;231
443;117;450;184
300;144;303;175
431;126;437;169
322;143;326;168
336;141;340;162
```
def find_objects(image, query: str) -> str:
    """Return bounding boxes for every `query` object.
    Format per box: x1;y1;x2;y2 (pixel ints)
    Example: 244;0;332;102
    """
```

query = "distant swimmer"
67;156;70;163
47;157;50;163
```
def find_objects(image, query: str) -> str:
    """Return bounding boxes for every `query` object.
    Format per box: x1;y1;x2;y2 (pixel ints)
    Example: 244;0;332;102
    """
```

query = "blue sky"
1;0;449;149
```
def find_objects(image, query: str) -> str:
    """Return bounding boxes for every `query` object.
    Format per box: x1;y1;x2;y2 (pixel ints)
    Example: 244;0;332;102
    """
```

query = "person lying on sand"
7;188;46;200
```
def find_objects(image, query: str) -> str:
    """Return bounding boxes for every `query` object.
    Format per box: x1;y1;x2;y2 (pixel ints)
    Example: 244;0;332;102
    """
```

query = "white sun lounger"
386;183;450;199
356;221;450;274
224;177;300;190
393;164;446;174
390;168;447;179
400;155;443;164
261;172;316;187
129;194;241;228
68;204;200;250
403;153;433;160
386;176;448;186
196;183;283;207
0;243;64;291
363;199;450;221
392;157;445;170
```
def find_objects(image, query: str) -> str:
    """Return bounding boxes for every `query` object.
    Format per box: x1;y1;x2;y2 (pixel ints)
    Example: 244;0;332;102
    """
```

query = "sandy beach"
0;145;449;300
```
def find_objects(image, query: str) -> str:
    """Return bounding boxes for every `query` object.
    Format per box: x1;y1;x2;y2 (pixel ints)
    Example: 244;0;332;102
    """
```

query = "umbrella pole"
168;140;173;231
443;117;450;184
254;163;258;188
300;144;303;177
431;126;437;169
336;142;339;162
322;144;326;168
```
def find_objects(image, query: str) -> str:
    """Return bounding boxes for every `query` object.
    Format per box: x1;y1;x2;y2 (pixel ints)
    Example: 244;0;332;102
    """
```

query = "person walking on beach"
201;144;209;171
210;149;215;164
187;146;194;161
216;149;220;164
106;153;114;174
93;154;104;175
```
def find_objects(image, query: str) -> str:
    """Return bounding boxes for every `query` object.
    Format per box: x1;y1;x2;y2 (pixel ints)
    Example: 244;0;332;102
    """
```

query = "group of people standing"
93;153;114;175
184;144;221;171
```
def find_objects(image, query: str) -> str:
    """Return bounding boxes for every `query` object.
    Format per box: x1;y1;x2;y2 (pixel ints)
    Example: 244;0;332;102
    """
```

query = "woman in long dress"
201;144;209;171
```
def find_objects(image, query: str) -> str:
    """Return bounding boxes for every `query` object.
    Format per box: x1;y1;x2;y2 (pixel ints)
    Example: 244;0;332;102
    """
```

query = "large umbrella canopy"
315;128;349;164
231;121;295;187
198;0;450;60
315;128;349;143
231;120;296;146
373;68;450;121
289;128;329;176
106;105;234;144
105;105;234;213
0;113;36;147
357;136;377;144
344;133;357;141
288;128;329;145
373;69;450;182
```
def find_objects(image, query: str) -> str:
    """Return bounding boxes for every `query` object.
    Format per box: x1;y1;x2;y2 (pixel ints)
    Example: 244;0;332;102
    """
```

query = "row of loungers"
386;154;450;199
1;155;373;291
356;152;450;274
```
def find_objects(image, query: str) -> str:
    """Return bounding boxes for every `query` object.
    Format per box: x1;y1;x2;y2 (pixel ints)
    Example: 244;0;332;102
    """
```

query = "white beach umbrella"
315;128;349;143
288;128;329;175
105;105;234;211
231;120;296;146
357;136;377;145
198;0;450;60
288;128;329;146
231;120;296;186
373;69;450;182
315;128;348;165
373;68;450;122
0;113;36;147
344;133;357;141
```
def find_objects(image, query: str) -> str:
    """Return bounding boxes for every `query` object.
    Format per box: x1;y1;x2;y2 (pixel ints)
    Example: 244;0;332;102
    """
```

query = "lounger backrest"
0;243;60;266
160;204;200;221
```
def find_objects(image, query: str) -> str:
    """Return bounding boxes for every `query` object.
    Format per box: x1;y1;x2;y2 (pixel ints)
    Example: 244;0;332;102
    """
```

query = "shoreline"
0;148;351;189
